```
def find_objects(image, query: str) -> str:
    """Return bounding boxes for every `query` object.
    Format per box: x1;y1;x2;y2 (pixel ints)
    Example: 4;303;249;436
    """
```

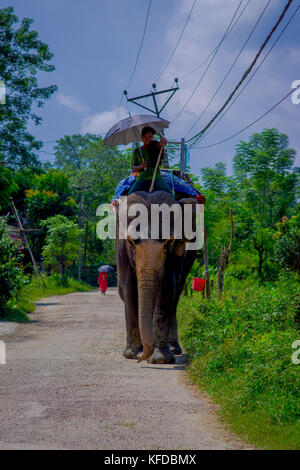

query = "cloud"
80;106;128;134
57;93;90;113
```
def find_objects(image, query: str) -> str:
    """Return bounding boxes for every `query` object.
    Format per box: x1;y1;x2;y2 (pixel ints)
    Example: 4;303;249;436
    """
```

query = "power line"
171;0;245;124
184;0;271;139
119;0;152;109
155;0;197;82
178;0;250;80
188;0;294;147
191;3;300;147
191;84;300;150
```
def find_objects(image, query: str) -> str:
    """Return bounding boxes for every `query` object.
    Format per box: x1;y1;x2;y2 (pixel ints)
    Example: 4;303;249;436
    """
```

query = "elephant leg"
148;308;175;364
169;250;197;354
168;304;182;356
168;256;185;355
148;279;175;365
116;240;142;359
123;272;142;359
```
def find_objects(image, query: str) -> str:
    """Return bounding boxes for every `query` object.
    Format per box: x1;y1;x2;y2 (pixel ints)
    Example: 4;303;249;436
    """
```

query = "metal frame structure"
124;80;179;168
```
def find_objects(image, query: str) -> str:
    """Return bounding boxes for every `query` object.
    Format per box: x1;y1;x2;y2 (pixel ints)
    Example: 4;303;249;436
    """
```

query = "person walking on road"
98;272;108;295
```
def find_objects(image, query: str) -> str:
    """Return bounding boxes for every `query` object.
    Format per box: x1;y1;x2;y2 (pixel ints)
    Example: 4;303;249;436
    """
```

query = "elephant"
114;190;200;364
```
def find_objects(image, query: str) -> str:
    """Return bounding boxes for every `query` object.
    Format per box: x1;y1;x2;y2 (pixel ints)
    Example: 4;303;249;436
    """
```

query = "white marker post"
0;340;6;365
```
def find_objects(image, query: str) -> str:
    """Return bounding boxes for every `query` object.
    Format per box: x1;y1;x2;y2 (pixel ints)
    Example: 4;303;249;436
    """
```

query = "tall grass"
178;272;300;449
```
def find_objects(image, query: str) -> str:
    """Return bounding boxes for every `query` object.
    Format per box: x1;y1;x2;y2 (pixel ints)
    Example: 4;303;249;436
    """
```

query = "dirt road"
0;289;250;450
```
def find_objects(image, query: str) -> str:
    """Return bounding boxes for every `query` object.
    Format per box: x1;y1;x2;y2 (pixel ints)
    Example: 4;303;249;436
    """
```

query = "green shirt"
131;142;163;181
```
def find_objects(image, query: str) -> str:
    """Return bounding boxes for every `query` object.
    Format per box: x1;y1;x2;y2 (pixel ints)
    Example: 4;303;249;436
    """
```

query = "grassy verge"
177;272;300;450
1;274;92;323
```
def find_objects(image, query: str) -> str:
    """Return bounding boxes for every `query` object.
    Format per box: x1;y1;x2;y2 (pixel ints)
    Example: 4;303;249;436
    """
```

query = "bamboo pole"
149;145;164;193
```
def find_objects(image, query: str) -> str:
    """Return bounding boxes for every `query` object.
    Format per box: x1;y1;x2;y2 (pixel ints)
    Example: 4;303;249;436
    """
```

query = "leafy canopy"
0;7;57;167
41;215;83;281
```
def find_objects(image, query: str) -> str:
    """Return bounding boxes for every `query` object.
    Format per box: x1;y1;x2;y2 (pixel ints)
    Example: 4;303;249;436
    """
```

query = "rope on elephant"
170;171;175;197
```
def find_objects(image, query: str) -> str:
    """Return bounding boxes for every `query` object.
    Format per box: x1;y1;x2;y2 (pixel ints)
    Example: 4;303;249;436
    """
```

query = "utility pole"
11;200;43;290
123;79;179;168
180;138;186;177
72;180;93;282
203;226;210;298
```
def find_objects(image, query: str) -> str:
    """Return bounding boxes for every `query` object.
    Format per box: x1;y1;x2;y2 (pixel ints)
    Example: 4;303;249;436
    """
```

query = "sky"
4;0;300;176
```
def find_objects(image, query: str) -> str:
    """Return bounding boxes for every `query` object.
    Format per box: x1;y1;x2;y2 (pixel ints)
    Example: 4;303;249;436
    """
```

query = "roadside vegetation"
178;129;300;449
178;273;299;449
1;274;92;323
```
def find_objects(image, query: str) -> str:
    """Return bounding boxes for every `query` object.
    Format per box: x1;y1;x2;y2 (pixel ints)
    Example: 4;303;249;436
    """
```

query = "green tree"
54;134;100;170
0;7;57;167
0;155;18;210
201;162;227;195
53;134;131;271
25;169;76;225
200;162;235;267
233;128;298;277
24;169;77;264
41;215;83;284
0;216;25;314
274;205;300;273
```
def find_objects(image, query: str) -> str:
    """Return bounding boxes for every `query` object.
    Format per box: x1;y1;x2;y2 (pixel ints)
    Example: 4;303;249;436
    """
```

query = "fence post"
180;138;186;177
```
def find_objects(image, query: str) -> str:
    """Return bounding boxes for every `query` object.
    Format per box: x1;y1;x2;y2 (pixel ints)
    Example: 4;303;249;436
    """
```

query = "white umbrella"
103;114;169;146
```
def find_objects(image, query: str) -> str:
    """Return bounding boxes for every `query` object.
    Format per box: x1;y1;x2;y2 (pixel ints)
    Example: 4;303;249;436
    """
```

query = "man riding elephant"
111;123;204;364
128;126;172;195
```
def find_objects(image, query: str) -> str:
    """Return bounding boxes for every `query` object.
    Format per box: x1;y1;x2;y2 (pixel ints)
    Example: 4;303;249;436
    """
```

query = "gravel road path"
0;289;250;450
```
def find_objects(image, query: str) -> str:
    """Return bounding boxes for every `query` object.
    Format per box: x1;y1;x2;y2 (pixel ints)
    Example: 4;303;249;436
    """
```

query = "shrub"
177;272;300;448
0;216;26;314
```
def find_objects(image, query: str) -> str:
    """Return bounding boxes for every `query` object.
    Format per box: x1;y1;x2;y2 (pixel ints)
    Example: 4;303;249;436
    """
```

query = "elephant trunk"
136;272;160;362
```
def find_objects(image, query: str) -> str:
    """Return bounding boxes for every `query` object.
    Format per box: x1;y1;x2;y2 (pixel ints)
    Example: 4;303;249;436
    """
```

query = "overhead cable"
171;0;245;124
184;0;271;139
187;0;294;146
155;0;197;82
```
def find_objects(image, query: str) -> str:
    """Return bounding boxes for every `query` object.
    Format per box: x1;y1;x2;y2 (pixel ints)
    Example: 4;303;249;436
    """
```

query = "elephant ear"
162;237;185;257
168;198;197;257
174;239;186;256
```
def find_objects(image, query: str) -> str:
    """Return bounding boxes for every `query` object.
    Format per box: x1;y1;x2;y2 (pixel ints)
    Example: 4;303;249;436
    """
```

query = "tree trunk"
217;209;234;294
203;226;210;298
60;259;65;285
258;249;264;278
78;192;83;281
83;220;88;268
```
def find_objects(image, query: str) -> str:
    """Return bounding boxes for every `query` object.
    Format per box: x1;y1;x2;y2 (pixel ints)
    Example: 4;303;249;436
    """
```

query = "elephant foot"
123;345;142;359
169;341;182;355
148;347;175;364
